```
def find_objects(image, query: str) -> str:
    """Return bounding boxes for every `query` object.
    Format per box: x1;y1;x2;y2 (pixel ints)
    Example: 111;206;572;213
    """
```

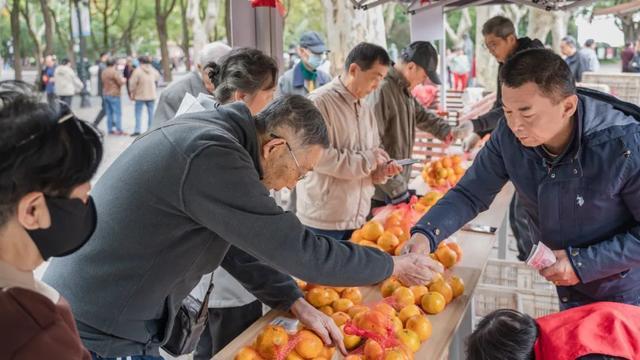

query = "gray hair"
197;42;232;66
482;16;516;39
256;95;329;148
562;36;577;49
213;48;278;104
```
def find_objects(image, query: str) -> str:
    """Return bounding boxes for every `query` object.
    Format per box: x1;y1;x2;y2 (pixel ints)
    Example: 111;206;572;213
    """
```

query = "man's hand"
539;250;580;287
451;121;474;140
371;166;388;184
462;133;482;152
290;298;347;355
382;161;403;177
392;253;444;286
374;148;391;166
401;233;432;256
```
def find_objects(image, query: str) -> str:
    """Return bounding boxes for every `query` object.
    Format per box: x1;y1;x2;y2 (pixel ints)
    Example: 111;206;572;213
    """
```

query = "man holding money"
404;49;640;309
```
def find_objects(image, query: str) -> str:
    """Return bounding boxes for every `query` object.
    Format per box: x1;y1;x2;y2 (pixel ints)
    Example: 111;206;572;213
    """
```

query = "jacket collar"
219;102;264;179
386;65;411;97
332;76;360;105
293;62;331;89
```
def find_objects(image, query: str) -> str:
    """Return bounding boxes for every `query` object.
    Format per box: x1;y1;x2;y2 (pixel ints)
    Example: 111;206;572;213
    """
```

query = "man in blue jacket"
406;48;640;309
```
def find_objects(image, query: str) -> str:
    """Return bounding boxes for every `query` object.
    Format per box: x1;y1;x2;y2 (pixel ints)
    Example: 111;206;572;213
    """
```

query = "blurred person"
152;42;231;127
277;31;332;97
579;39;600;72
92;52;110;127
129;56;161;136
560;36;589;82
631;39;640;73
0;80;103;360
42;55;57;105
54;58;83;107
296;42;403;240
101;58;126;135
450;46;471;91
123;56;137;97
621;42;635;72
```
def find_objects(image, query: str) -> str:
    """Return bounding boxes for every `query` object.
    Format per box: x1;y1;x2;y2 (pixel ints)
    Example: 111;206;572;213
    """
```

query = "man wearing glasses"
296;43;403;240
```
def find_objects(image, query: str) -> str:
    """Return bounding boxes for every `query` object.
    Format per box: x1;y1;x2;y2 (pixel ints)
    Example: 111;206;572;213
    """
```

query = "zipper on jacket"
355;101;364;227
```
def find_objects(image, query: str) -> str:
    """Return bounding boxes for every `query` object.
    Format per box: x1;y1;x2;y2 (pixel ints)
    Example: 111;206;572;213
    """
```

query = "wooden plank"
213;185;515;360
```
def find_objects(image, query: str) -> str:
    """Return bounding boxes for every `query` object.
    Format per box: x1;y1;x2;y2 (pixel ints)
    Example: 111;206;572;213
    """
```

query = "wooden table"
214;184;514;360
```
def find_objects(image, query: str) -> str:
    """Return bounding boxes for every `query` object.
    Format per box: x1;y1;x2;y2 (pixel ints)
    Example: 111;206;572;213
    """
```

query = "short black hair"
584;39;595;47
482;16;516;39
255;95;329;149
61;58;70;66
213;48;278;104
204;61;221;87
344;42;391;72
106;58;116;66
99;52;108;58
0;81;103;226
500;48;576;103
466;309;538;360
138;56;151;64
561;35;577;49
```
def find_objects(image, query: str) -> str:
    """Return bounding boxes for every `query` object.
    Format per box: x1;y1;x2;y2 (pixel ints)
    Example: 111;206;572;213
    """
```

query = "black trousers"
193;300;263;359
93;96;106;126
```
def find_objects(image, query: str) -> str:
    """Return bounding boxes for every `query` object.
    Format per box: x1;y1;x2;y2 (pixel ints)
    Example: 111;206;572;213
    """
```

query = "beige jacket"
53;65;83;96
129;65;161;101
296;76;380;230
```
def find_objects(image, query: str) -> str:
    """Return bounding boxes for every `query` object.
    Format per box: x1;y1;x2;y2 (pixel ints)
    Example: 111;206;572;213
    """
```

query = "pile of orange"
412;190;444;215
350;214;412;256
296;281;363;317
235;326;335;360
421;155;465;189
380;272;465;316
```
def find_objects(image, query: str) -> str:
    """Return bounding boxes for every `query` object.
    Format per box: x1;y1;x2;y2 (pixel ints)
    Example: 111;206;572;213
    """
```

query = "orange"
351;229;365;242
332;286;346;294
378;231;400;253
341;287;363;305
332;298;354;313
387;226;409;242
384;349;411;360
331;311;351;326
341;325;362;350
451;154;462;165
385;215;403;230
295;330;324;359
433;160;443;170
442;157;453;168
445;242;463;262
295;279;308;291
435;245;458;269
394;241;406;256
428;272;444;286
347;305;369;319
345;356;365;360
373;302;397;318
419;191;443;206
326;289;340;303
397;329;421;353
380;277;402;297
406;315;432;342
392;287;416;309
447;174;458;185
256;325;289;359
354;310;389;337
410;285;429;305
429;280;453;304
391;315;403;334
436;178;447;187
398;304;422;324
285;351;305;360
421;292;446;314
321;346;335;358
362;221;385;241
306;287;332;308
319;305;334;316
364;339;384;359
436;168;448;179
235;346;264;360
359;240;378;247
449;276;465;298
454;165;465;175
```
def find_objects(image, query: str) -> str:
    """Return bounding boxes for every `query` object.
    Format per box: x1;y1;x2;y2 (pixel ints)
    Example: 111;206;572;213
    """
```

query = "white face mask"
307;54;325;69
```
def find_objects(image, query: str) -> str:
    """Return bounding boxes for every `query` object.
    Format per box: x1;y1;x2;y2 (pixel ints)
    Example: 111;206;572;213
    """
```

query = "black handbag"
162;275;214;356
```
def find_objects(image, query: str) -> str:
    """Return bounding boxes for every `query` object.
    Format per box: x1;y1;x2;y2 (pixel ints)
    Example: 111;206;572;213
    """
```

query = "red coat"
534;302;640;360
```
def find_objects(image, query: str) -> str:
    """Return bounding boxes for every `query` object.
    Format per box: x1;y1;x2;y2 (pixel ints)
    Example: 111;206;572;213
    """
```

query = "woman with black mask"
0;80;103;359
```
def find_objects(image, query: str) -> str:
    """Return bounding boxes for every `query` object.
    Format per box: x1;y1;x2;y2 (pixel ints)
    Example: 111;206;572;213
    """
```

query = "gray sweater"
43;102;393;357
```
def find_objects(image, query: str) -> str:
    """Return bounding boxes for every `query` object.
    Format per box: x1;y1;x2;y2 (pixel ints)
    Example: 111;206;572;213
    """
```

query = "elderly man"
578;38;600;72
367;41;469;208
152;42;231;127
405;49;640;310
278;31;332;97
44;48;441;359
296;42;403;240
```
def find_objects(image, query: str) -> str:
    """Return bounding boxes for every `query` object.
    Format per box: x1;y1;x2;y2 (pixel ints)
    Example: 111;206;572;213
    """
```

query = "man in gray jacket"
367;41;470;207
43;95;441;359
277;31;332;97
152;42;231;127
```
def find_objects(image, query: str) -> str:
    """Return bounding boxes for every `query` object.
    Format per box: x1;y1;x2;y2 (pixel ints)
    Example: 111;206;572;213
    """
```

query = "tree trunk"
619;14;640;45
10;0;23;80
188;0;207;60
321;0;387;75
383;3;396;35
39;0;55;56
50;3;75;67
203;0;219;41
156;0;177;82
21;1;43;69
475;5;502;91
179;0;191;71
225;0;231;43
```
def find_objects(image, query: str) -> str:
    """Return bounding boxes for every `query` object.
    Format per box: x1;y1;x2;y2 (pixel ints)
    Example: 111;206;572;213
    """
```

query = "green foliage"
388;3;411;49
282;0;326;49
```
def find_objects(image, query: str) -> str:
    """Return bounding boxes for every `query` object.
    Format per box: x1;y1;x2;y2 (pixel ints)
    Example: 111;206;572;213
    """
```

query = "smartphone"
394;158;421;166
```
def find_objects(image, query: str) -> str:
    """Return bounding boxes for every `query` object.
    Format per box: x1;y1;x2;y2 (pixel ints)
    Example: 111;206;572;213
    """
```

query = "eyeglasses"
482;41;499;51
270;133;307;181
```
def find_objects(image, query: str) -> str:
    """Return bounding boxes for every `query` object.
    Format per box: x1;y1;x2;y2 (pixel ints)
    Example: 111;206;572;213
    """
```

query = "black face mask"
27;196;97;261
